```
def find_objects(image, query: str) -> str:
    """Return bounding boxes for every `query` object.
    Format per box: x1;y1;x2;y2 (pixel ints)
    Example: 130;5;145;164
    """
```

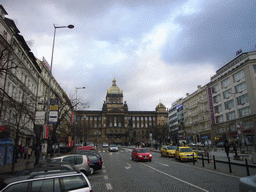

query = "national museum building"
74;79;168;145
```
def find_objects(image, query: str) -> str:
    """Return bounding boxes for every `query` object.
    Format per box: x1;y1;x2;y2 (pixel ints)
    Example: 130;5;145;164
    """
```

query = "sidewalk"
0;155;41;179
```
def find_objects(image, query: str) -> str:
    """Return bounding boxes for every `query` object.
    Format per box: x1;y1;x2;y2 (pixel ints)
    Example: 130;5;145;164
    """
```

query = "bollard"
207;152;210;164
245;159;250;176
228;157;232;173
213;155;216;169
202;154;204;167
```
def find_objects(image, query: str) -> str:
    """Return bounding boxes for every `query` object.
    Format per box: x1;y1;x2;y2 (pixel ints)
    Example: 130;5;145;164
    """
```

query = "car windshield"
180;148;193;152
110;145;116;147
167;146;177;150
137;149;148;153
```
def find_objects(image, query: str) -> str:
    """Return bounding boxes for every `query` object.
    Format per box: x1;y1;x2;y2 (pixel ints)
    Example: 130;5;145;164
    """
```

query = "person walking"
232;140;238;158
224;140;230;157
19;145;24;158
28;146;32;159
24;145;28;159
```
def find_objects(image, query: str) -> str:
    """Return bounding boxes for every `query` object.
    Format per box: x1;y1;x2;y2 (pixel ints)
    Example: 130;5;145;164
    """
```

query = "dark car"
86;153;102;174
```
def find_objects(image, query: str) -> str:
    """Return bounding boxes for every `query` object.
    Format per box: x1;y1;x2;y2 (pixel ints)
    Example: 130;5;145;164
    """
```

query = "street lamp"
44;24;74;159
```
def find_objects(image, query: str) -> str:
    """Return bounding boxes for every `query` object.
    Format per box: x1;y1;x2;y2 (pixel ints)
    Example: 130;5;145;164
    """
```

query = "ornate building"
75;79;168;145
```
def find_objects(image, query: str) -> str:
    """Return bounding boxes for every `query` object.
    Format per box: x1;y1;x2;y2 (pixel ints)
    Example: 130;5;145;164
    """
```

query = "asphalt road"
88;146;252;192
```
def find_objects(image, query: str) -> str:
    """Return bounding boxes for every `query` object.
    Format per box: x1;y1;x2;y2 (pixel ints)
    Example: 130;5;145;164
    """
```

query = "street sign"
49;111;58;124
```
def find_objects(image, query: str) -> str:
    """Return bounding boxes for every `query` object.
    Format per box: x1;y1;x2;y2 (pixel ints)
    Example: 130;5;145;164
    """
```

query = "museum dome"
107;78;122;94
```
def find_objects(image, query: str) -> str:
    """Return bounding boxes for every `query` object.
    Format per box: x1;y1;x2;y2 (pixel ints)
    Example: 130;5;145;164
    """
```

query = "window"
253;65;256;73
60;175;89;191
214;104;222;113
213;94;221;103
125;123;127;127
141;117;143;121
229;124;236;132
235;82;247;93
223;89;232;99
221;78;230;89
216;115;223;123
237;94;249;105
238;107;251;117
31;179;54;192
118;122;121;127
212;84;219;93
233;70;244;82
243;120;253;130
137;117;139;121
110;122;112;127
63;156;75;164
4;182;29;191
226;111;236;121
224;100;234;110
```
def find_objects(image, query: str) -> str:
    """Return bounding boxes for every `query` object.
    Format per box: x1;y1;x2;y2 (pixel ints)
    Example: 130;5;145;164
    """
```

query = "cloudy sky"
2;0;256;111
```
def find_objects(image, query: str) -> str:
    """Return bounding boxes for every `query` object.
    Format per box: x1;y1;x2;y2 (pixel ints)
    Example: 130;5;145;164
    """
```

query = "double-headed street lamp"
43;24;74;159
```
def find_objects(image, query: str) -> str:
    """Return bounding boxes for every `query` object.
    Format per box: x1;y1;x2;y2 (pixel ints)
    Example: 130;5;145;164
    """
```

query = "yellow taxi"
160;145;177;157
175;146;198;161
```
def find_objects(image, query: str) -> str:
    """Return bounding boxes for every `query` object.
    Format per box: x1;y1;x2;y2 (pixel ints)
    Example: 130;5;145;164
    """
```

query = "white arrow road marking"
106;183;113;190
158;162;169;167
125;163;132;169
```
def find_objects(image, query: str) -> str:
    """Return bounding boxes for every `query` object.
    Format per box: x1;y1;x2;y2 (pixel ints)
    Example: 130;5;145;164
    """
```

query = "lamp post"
74;87;85;145
44;24;74;160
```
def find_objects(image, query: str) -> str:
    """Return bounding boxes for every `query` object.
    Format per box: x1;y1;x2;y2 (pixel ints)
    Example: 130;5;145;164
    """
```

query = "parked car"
71;150;103;164
160;145;177;157
108;144;118;152
86;153;102;174
72;145;95;152
51;154;92;175
131;148;152;162
0;170;92;192
103;143;109;148
175;146;198;161
239;174;256;192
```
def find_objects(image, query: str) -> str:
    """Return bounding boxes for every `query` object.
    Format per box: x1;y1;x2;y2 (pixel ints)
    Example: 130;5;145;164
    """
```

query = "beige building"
75;79;168;145
183;85;211;143
209;51;256;145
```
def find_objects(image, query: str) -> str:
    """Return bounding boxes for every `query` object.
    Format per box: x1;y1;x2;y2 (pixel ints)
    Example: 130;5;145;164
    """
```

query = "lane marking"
125;163;132;169
106;183;113;190
158;162;169;167
103;170;106;173
141;163;209;192
168;159;240;179
104;175;109;180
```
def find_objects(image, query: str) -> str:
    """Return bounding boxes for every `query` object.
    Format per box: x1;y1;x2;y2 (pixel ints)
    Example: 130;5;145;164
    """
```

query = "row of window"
215;120;254;134
212;70;245;93
215;106;251;123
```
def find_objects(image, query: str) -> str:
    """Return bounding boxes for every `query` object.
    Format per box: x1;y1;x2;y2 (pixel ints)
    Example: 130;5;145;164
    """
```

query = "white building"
209;51;256;145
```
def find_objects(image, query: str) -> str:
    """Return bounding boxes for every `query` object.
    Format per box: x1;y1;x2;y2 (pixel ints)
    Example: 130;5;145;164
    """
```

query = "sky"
1;0;256;111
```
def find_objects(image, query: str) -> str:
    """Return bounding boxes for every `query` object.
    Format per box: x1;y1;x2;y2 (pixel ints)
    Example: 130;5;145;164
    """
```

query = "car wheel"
161;152;163;157
136;157;138;162
179;156;182;162
131;156;133;160
167;153;170;158
89;167;95;175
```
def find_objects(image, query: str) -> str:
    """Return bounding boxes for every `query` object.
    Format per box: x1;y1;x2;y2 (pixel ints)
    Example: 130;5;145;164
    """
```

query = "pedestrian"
24;145;28;159
28;146;32;159
19;145;24;158
224;140;230;157
232;140;238;158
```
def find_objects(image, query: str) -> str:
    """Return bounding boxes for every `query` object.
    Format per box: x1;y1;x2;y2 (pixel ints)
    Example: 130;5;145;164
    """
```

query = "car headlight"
138;155;142;157
149;154;152;157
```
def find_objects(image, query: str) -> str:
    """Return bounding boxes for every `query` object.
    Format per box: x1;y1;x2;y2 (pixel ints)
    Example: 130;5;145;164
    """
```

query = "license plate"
144;157;148;159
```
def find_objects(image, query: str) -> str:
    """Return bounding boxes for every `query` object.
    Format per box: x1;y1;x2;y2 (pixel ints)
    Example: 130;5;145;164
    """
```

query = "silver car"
108;144;118;152
0;170;92;192
52;154;93;175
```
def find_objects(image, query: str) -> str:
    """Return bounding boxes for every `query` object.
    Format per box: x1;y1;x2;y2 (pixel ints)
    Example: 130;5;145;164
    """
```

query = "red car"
74;146;95;152
131;148;152;162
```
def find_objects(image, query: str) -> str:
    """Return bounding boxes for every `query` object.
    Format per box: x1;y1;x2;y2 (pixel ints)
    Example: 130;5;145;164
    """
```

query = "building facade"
75;79;168;145
168;98;183;144
209;51;256;145
183;85;211;144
